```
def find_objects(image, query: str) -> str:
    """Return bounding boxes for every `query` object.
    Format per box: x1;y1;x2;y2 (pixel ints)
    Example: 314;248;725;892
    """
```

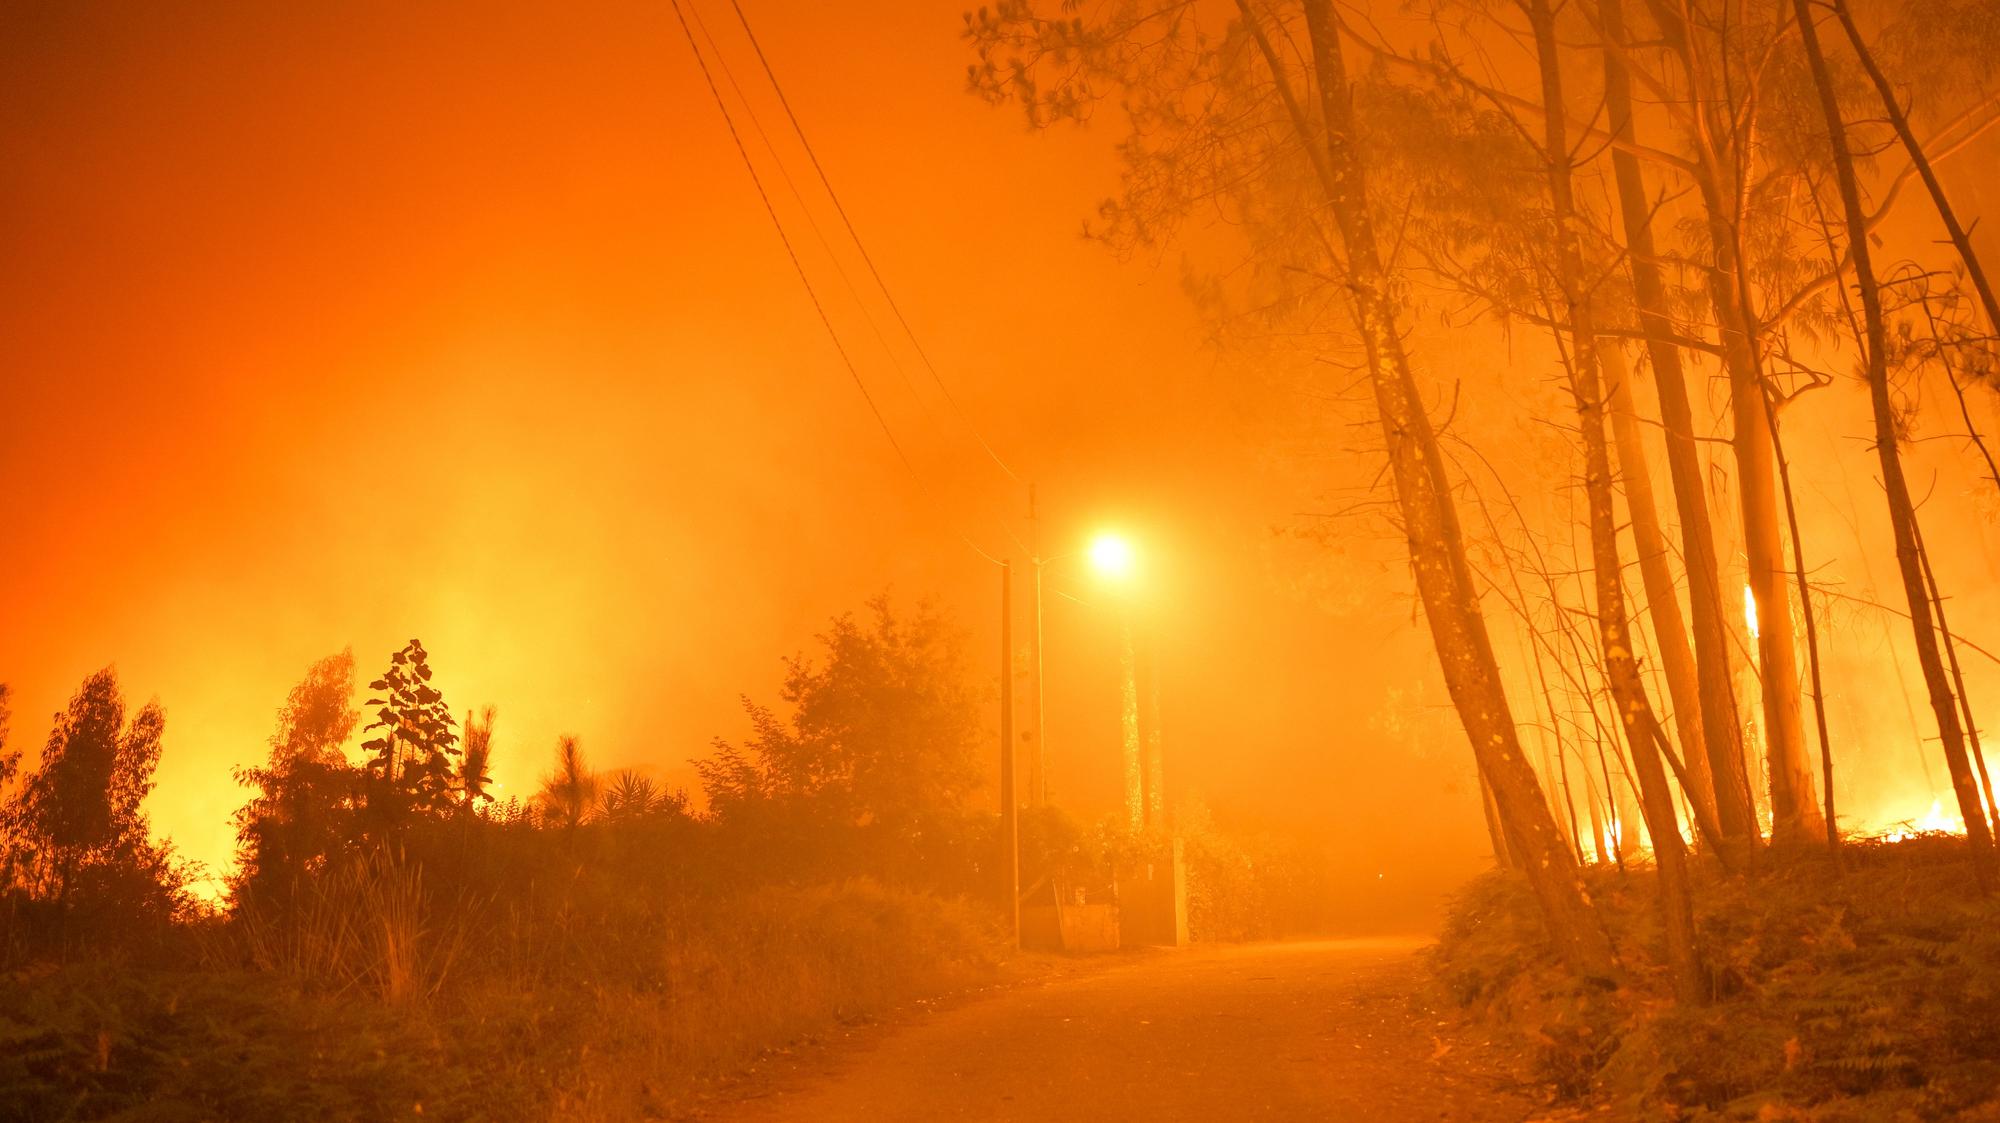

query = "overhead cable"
669;0;1008;567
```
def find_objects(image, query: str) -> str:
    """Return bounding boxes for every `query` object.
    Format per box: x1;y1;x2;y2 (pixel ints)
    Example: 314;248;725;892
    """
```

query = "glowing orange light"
1743;585;1760;640
1088;532;1137;581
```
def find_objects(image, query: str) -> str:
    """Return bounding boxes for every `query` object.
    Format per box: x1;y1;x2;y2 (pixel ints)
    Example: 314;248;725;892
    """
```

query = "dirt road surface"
702;939;1537;1122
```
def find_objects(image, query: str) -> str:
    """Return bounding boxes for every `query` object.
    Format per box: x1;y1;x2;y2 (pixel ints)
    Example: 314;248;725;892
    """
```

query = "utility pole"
1119;602;1142;833
1000;560;1020;947
1143;616;1163;828
1027;484;1048;807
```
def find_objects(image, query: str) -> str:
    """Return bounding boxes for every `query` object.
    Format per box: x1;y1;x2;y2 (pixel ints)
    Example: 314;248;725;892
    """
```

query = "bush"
1430;836;2000;1120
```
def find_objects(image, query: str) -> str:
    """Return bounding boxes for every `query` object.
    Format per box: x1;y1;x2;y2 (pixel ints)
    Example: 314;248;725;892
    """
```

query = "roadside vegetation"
3;877;993;1121
1432;836;2000;1121
0;597;1334;1121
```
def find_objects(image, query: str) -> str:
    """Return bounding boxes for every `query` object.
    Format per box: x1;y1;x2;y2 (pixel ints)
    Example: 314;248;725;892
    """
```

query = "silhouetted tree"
696;596;984;887
700;596;980;832
457;705;497;815
231;651;364;905
0;683;14;899
1;668;184;926
6;670;122;903
360;639;459;824
536;735;598;831
108;701;163;852
600;769;686;823
488;794;532;826
0;684;16;811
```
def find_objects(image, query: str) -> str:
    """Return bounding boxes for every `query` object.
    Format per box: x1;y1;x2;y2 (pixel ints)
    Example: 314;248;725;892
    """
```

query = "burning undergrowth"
1431;835;2000;1121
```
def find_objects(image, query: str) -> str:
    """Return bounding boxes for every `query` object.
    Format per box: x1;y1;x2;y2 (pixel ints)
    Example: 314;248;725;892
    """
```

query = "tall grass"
6;868;999;1122
536;881;998;1119
231;846;468;1004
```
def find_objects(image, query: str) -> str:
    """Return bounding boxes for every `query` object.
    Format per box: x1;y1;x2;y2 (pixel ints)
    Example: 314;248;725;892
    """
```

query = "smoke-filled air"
6;0;2000;1119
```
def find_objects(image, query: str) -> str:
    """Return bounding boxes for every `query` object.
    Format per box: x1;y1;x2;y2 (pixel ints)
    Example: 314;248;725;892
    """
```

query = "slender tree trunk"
1584;767;1611;864
1477;765;1514;868
1530;0;1704;1002
1722;257;1823;847
1794;0;1996;889
1522;597;1589;865
1506;490;1639;864
1597;731;1626;871
1602;342;1720;830
1546;549;1632;872
1649;0;1824;846
1763;389;1840;852
1238;0;1620;979
1913;513;2000;836
1596;346;1734;859
1599;0;1759;858
1558;732;1585;862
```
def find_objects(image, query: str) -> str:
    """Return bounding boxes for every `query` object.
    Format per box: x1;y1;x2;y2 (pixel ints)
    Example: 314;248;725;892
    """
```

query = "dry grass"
232;846;467;1004
2;872;1001;1122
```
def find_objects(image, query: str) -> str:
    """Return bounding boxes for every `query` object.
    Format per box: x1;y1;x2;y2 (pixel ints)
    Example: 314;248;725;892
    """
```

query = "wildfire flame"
1880;800;1965;843
1743;585;1760;640
1580;798;1967;865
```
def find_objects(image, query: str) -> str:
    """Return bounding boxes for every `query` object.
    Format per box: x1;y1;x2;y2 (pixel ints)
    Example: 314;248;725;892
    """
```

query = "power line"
668;0;1007;567
727;0;1026;488
701;0;1032;558
685;4;942;424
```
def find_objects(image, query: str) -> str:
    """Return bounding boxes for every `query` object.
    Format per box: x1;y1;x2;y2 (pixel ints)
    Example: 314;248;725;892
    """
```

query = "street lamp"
1088;532;1138;583
1027;527;1162;832
1055;527;1183;946
1085;531;1154;832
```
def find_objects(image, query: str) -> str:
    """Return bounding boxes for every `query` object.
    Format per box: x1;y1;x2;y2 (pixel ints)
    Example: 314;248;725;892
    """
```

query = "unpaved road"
704;939;1537;1122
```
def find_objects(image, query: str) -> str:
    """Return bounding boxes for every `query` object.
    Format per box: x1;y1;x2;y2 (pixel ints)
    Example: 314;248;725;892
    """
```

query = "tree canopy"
698;595;982;836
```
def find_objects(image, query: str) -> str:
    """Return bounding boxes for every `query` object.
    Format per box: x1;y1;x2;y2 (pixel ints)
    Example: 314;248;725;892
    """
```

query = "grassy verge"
1429;836;2000;1121
0;879;1000;1122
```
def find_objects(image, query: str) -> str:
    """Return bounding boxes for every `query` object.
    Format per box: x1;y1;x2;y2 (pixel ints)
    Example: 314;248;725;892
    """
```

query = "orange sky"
2;0;1497;908
19;0;1995;916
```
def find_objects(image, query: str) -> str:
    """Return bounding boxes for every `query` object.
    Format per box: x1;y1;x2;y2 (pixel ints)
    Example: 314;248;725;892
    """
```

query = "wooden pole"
1143;615;1163;829
1001;560;1020;947
1028;484;1047;806
1119;604;1142;833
